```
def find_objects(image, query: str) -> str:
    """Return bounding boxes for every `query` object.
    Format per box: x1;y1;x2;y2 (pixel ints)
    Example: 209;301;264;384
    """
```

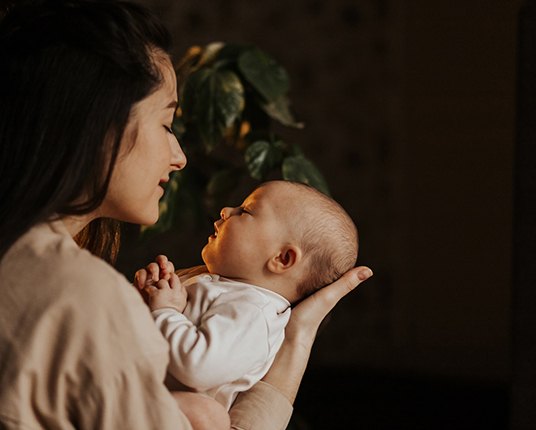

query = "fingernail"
358;268;373;280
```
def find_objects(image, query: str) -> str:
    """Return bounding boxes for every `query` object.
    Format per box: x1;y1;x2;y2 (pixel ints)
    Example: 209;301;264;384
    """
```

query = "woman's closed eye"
163;125;174;135
239;207;251;215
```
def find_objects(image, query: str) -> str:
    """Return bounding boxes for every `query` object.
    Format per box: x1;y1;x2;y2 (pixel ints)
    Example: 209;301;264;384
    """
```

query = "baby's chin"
202;261;232;278
200;250;242;279
200;253;217;275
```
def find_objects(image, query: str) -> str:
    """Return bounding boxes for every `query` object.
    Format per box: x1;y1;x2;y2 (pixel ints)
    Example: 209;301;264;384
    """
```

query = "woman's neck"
61;213;97;237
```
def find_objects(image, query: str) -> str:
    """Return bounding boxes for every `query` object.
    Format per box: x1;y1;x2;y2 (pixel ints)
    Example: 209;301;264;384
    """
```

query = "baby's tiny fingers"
134;269;147;289
156;255;173;280
167;260;175;276
143;285;158;296
147;262;160;282
168;273;181;289
156;254;169;270
156;278;170;290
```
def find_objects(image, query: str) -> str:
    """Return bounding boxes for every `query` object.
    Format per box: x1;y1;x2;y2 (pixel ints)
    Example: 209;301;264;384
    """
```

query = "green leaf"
214;43;252;64
206;169;242;212
197;42;225;67
282;156;330;195
181;68;245;151
288;143;304;157
171;115;186;139
207;169;241;197
238;48;289;102
245;140;283;180
261;96;304;128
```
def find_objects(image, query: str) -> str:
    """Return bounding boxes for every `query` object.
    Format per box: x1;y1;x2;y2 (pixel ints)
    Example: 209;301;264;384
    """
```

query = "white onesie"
152;273;291;410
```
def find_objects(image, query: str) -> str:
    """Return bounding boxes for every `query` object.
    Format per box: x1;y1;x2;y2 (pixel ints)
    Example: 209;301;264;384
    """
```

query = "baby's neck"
216;272;300;304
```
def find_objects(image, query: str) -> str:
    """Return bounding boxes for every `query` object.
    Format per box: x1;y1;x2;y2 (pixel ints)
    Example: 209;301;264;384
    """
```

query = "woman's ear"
267;245;302;274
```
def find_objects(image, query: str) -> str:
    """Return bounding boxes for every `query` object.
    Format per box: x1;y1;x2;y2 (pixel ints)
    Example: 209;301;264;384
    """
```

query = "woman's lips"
158;179;169;193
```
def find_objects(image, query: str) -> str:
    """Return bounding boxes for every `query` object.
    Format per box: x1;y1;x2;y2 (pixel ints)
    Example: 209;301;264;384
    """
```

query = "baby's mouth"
212;222;220;238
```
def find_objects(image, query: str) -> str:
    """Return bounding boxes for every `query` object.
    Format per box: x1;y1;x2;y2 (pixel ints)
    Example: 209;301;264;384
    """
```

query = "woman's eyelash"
240;207;250;214
164;125;174;135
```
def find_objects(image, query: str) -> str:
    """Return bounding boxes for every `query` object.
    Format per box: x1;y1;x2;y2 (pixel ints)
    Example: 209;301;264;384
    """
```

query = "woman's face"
100;54;186;225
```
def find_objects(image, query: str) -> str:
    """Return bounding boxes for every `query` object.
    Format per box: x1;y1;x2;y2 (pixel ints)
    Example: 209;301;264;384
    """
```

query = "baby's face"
201;182;296;281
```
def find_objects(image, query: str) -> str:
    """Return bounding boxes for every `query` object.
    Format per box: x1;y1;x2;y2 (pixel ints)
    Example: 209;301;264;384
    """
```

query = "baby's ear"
267;245;302;274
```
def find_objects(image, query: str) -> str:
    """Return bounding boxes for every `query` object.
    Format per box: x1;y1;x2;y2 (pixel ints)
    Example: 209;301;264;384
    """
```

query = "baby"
135;180;358;427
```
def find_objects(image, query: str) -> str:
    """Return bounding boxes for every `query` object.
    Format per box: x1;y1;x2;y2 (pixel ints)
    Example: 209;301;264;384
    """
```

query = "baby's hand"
134;254;175;290
144;273;187;313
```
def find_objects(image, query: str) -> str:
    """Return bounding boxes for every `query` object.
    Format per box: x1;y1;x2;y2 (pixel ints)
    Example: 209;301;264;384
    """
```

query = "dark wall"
512;2;536;428
118;0;519;397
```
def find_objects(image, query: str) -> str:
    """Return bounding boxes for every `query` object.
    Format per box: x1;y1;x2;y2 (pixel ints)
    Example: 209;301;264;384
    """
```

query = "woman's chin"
144;214;160;226
125;210;159;226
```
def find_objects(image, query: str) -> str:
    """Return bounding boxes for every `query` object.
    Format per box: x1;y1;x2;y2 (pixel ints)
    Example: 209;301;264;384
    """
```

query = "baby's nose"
220;206;240;220
220;207;232;220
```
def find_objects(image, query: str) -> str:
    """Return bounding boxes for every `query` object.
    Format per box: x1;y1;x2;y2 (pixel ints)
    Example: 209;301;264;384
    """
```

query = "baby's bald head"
256;181;358;299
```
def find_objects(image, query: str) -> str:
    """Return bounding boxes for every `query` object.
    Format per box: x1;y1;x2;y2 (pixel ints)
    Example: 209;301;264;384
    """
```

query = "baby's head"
201;180;358;303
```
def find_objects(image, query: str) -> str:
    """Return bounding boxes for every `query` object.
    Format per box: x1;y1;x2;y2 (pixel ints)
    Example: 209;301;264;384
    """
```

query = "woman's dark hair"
0;0;172;262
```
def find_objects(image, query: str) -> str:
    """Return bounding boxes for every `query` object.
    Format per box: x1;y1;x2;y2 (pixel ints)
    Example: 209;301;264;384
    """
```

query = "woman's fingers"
313;266;373;312
288;266;373;343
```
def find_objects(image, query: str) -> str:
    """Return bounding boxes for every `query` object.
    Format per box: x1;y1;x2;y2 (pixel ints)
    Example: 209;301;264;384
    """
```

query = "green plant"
142;42;329;237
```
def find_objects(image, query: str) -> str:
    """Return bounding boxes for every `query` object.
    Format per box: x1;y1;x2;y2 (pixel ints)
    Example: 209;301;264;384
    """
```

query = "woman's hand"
261;266;373;403
287;266;373;348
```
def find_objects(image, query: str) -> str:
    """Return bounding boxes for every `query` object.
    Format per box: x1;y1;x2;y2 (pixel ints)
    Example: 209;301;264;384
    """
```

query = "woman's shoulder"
1;220;134;308
0;219;167;359
0;223;176;425
5;221;122;285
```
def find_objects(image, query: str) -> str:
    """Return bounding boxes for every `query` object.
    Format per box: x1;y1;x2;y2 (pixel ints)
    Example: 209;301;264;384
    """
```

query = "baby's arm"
153;299;272;391
134;255;187;313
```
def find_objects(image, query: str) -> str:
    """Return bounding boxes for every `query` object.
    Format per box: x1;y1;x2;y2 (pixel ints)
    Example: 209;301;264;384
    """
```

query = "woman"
0;1;373;429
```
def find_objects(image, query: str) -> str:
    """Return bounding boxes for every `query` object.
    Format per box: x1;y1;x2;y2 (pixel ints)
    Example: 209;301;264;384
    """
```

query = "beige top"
0;221;292;430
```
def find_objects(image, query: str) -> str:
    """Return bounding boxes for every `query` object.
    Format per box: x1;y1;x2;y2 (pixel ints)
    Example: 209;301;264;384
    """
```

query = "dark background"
115;1;536;428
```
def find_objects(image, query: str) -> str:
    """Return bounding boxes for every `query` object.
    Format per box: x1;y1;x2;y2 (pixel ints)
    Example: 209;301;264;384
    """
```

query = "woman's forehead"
130;59;177;118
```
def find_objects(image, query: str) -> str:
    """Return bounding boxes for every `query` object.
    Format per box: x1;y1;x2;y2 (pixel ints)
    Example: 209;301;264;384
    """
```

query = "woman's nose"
170;137;187;171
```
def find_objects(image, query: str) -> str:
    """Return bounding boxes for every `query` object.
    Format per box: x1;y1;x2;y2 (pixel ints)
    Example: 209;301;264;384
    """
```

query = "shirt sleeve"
152;300;271;391
229;381;293;430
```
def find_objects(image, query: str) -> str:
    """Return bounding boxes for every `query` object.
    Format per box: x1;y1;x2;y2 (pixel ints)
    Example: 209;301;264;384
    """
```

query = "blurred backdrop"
116;1;523;428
